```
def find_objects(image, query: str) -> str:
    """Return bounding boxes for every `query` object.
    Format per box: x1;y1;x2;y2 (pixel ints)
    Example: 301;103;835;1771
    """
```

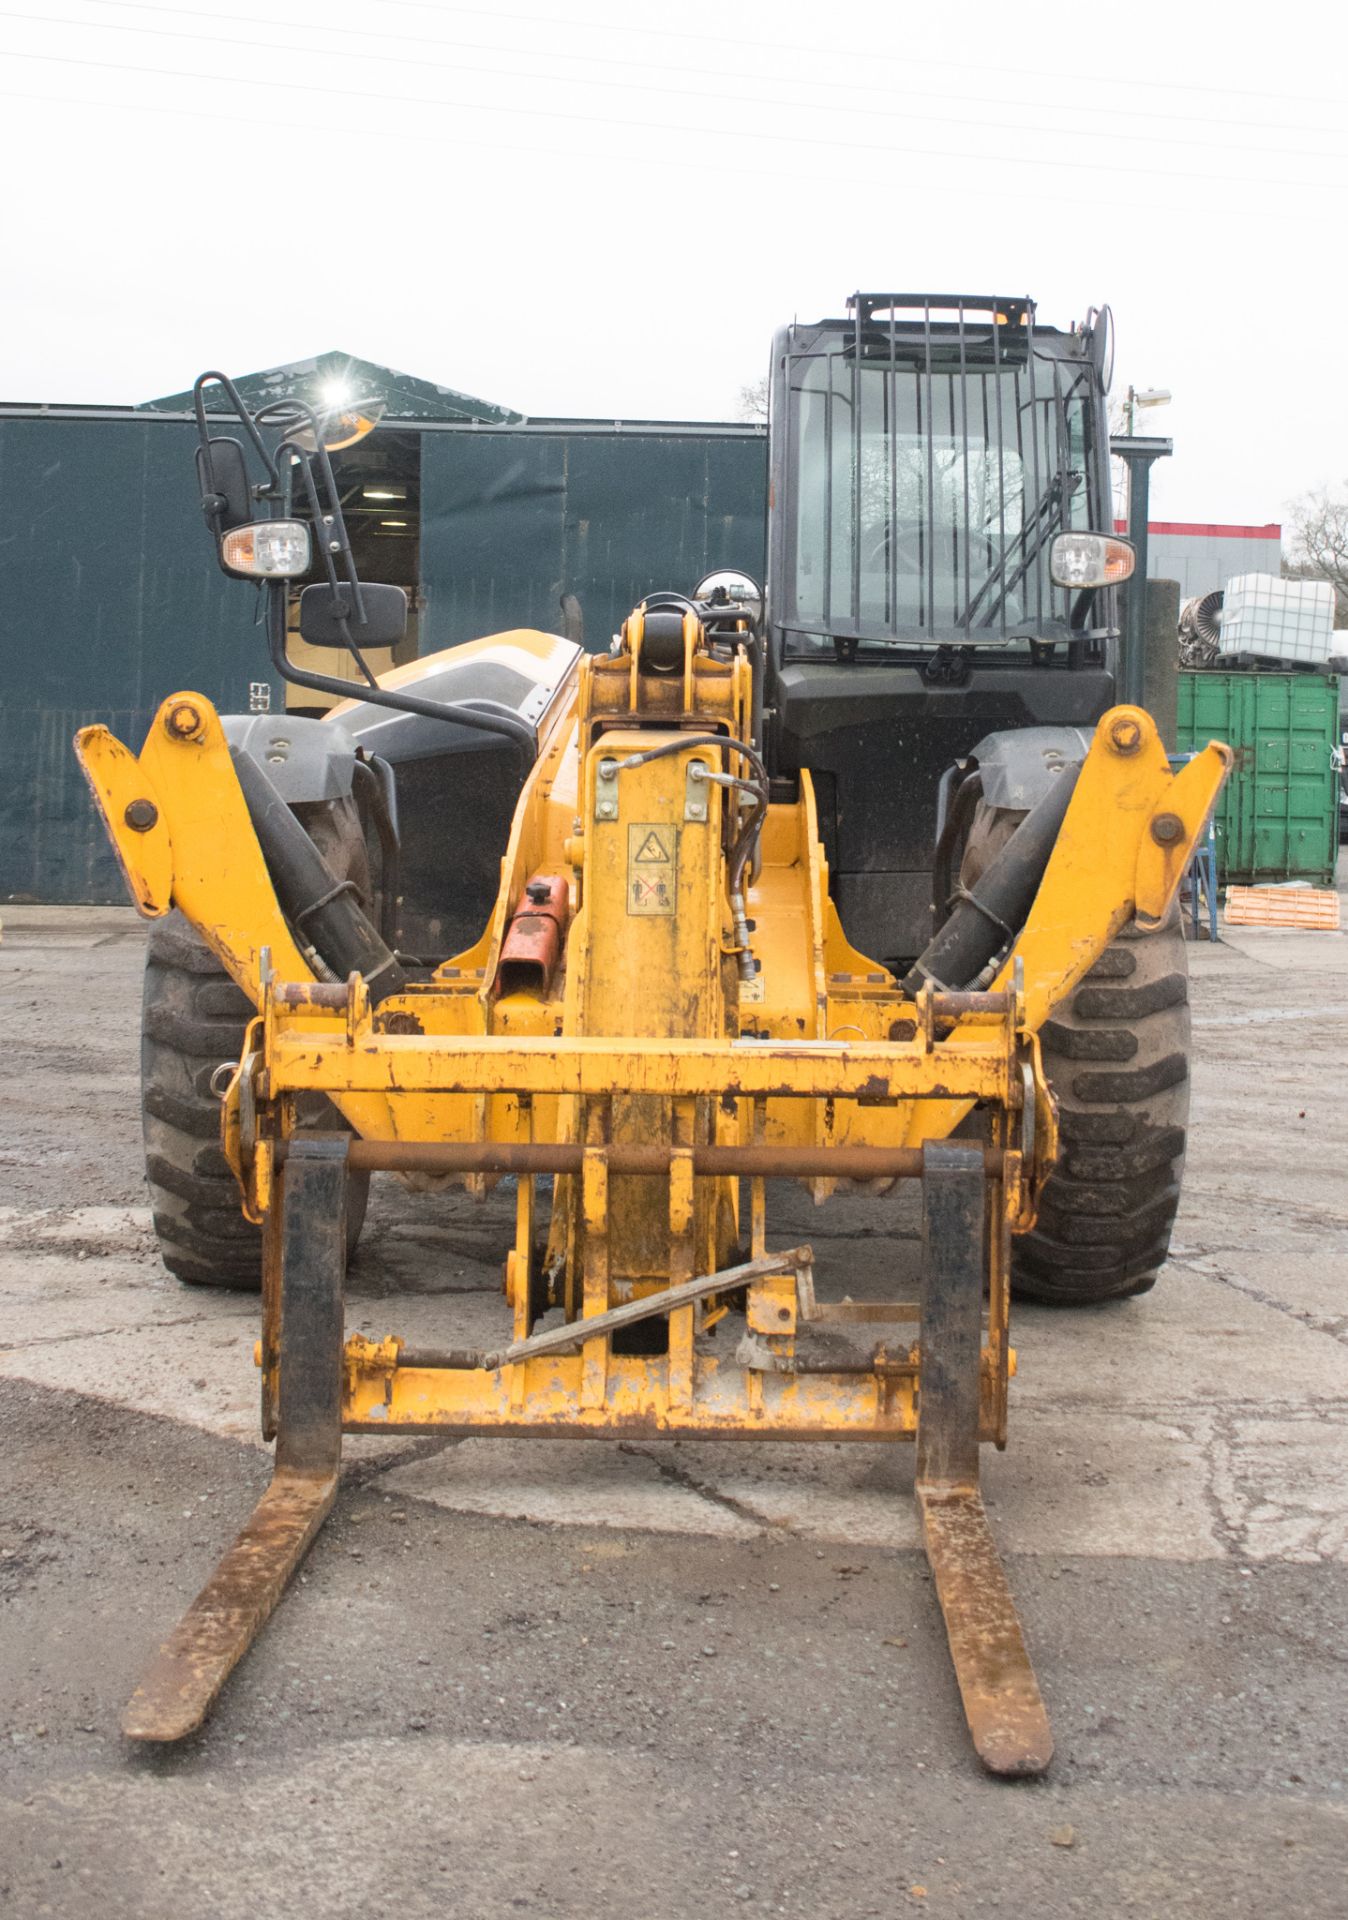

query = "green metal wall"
418;431;766;650
1177;670;1339;885
0;415;766;904
0;417;272;905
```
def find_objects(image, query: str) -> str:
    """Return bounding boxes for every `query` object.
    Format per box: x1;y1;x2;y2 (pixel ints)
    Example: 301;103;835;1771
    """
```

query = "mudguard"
221;714;357;805
969;725;1096;812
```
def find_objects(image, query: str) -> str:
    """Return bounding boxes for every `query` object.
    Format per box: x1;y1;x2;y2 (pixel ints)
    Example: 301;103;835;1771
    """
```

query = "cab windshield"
783;343;1099;653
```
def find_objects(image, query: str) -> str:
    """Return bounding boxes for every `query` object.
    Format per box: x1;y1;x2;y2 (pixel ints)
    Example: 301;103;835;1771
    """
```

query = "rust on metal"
1107;713;1143;755
273;981;350;1010
122;1468;337;1743
917;1487;1054;1777
479;1246;810;1369
285;1139;1004;1180
379;1010;425;1034
805;1299;920;1324
123;797;159;832
929;991;1012;1017
395;1346;487;1371
164;699;206;742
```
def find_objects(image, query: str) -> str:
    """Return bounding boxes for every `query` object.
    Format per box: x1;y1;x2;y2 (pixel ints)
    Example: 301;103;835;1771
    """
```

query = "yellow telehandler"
76;301;1229;1774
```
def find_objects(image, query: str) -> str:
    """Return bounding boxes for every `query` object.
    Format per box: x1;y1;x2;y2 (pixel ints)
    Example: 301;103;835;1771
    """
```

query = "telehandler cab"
76;297;1230;1773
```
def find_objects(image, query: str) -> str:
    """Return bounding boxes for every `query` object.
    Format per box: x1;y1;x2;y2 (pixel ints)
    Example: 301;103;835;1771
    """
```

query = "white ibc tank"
1217;573;1336;666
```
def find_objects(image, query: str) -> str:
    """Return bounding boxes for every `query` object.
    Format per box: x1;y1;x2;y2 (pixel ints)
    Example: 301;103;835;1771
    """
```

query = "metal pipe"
1124;452;1150;708
276;1139;1005;1178
1112;436;1173;707
927;991;1012;1017
395;1346;918;1377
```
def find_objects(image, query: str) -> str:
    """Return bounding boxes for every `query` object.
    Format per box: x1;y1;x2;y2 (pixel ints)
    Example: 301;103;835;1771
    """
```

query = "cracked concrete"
1;899;1345;1917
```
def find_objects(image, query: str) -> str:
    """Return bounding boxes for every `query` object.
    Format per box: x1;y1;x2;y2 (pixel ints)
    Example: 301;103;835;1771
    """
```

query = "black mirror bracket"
193;366;541;771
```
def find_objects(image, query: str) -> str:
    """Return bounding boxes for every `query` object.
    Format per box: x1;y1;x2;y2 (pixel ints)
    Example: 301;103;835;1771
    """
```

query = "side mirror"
694;567;765;630
196;437;254;533
299;581;408;649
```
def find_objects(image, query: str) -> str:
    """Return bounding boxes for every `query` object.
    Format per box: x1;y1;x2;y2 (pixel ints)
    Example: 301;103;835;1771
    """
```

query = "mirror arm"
264;587;538;767
273;434;379;689
312;437;372;637
193;372;280;493
198;374;538;770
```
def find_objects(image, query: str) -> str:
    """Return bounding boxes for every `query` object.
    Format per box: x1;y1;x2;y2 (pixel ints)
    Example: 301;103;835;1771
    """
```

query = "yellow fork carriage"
77;604;1229;1774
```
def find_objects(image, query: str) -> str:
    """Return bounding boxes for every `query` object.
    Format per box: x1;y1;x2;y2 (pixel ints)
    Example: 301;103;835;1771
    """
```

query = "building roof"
140;350;521;425
1115;520;1282;540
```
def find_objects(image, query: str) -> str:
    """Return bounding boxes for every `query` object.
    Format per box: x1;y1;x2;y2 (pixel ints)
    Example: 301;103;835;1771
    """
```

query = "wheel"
959;802;1191;1306
140;792;374;1291
141;913;371;1289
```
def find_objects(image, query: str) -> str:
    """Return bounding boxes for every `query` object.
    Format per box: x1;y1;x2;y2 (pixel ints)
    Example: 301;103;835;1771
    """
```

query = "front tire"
141;912;371;1289
960;802;1191;1306
1014;916;1190;1305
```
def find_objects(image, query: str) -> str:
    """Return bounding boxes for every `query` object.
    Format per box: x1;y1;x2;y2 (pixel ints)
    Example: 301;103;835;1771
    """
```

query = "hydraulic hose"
231;748;407;1005
901;762;1082;998
351;756;401;952
930;768;983;933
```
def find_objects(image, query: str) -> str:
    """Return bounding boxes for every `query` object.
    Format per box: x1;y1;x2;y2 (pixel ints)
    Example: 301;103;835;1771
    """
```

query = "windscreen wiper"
958;472;1079;630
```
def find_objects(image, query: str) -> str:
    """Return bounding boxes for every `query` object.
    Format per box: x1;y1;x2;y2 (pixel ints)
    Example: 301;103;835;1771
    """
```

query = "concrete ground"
1;899;1345;1918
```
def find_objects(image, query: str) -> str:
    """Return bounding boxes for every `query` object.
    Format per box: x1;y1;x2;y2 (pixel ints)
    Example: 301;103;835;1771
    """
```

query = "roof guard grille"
847;294;1035;365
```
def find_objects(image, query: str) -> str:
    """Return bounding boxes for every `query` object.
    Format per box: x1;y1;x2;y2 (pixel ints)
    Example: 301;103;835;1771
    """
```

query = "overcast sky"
5;0;1346;526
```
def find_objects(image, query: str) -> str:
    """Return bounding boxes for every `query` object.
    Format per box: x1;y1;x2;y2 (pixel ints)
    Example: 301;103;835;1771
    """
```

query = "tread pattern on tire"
1016;920;1190;1304
960;800;1191;1306
142;914;268;1288
141;800;373;1289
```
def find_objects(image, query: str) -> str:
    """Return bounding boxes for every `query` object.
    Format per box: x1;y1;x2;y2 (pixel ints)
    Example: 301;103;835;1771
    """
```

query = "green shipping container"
1177;671;1340;885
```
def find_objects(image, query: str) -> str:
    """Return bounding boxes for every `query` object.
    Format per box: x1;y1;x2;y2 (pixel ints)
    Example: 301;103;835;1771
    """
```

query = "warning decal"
633;830;670;865
627;824;677;915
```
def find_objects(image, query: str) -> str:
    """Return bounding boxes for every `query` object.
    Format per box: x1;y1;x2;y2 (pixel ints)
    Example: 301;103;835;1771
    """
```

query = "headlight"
1050;532;1135;590
220;520;312;579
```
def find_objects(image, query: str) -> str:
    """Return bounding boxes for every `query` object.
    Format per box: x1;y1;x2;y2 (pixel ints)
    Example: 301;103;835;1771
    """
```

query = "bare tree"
1288;485;1348;625
736;376;768;425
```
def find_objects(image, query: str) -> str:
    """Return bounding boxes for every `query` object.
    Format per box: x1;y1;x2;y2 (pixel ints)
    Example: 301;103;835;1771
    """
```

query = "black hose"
613;731;769;897
352;757;401;951
231;749;407;1005
901;763;1082;997
745;630;766;758
930;768;983;934
615;731;767;788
